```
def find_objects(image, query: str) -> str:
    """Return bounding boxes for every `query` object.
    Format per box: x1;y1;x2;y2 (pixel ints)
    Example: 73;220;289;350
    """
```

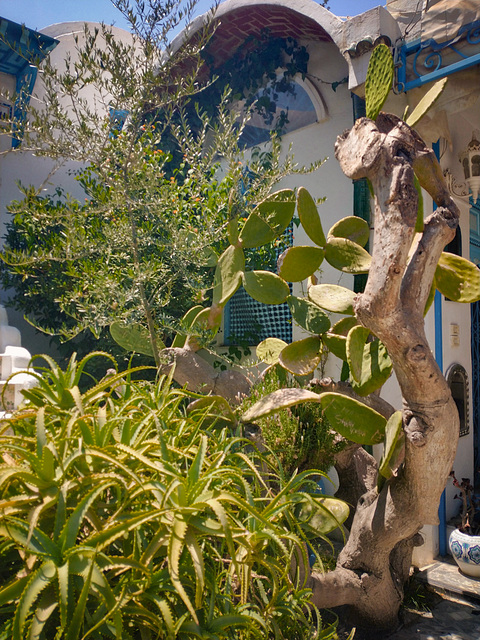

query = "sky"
1;0;386;33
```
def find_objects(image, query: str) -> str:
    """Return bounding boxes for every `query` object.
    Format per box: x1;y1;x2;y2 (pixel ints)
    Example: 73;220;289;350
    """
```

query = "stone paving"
338;559;480;639
389;596;480;639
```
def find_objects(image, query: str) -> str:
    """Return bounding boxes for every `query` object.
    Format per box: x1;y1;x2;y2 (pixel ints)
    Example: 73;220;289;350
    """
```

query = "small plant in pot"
448;470;480;577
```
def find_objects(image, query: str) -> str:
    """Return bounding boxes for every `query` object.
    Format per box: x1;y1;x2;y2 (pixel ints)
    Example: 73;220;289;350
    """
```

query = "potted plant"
448;470;480;577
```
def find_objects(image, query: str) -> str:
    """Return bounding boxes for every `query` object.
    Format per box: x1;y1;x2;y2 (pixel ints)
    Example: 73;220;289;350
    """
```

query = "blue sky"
1;1;386;33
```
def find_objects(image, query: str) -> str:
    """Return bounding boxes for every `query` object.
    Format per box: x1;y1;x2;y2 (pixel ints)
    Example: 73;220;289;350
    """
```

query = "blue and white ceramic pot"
449;528;480;578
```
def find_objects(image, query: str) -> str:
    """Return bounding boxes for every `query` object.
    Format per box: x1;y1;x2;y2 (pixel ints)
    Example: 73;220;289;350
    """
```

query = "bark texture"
309;114;460;633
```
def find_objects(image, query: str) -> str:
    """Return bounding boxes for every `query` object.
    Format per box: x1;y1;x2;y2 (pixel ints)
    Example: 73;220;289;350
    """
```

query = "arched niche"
446;363;469;437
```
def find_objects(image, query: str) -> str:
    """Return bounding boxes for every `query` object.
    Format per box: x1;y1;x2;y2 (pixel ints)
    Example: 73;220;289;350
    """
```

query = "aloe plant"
0;355;347;639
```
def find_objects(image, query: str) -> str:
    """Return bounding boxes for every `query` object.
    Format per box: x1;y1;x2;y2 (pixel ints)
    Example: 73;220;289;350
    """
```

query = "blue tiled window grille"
224;224;293;346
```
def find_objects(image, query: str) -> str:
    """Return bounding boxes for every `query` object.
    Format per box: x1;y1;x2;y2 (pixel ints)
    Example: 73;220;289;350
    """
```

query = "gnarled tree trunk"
160;112;460;635
308;113;459;633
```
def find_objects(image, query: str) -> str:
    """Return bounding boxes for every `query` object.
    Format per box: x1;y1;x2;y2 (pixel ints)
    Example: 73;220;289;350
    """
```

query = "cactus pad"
243;270;290;304
309;284;356;315
296;496;349;535
325;237;371;274
378;411;404;487
320;392;387;445
171;305;204;348
278;336;322;375
240;189;295;248
287;295;331;334
328;216;370;247
256;337;288;365
346;325;370;382
242;387;322;422
365;43;394;121
277;245;325;282
212;245;245;306
350;339;392;396
297;186;326;247
435;252;480;303
406;78;448;128
110;321;161;357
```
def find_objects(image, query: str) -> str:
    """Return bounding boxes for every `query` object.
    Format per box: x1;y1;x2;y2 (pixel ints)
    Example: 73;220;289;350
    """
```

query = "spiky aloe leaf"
297;187;326;247
309;284;356;315
325;237;371;274
188;435;207;486
13;561;56;640
243;270;290;304
0;575;29;608
212;245;245;306
172;306;204;348
64;559;94;640
256;338;288;365
110;322;163;357
184;529;205;609
350;340;393;396
435;252;480;303
346;325;370;383
278;336;322;376
287;295;331;334
365;43;394;121
296;495;349;535
277;246;325;282
242;388;321;422
406;77;448;128
57;560;69;629
209;616;251;633
320;392;387;444
0;517;60;560
59;480;116;552
328;216;370;247
378;411;405;489
239;190;295;248
168;516;198;623
187;395;236;424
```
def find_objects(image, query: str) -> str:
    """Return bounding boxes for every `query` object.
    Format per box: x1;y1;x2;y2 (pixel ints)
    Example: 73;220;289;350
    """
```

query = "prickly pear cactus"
320;392;387;445
212;245;245;306
365;43;394;121
328;216;370;247
278;336;322;375
378;411;405;489
243;270;290;304
277;245;324;282
110;321;162;357
286;295;331;334
256;337;288;365
435;252;480;303
406;77;448;128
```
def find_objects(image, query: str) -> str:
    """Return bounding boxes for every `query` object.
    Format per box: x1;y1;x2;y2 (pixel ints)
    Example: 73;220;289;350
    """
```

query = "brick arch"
171;0;345;65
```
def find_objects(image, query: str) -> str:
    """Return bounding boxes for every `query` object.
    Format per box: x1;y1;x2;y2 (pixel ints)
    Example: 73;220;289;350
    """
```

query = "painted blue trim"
401;52;480;91
12;65;37;148
395;19;480;93
432;140;447;556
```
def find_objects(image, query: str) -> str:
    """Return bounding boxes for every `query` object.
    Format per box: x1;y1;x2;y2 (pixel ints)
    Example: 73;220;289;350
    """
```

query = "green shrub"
240;367;344;478
0;354;347;639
